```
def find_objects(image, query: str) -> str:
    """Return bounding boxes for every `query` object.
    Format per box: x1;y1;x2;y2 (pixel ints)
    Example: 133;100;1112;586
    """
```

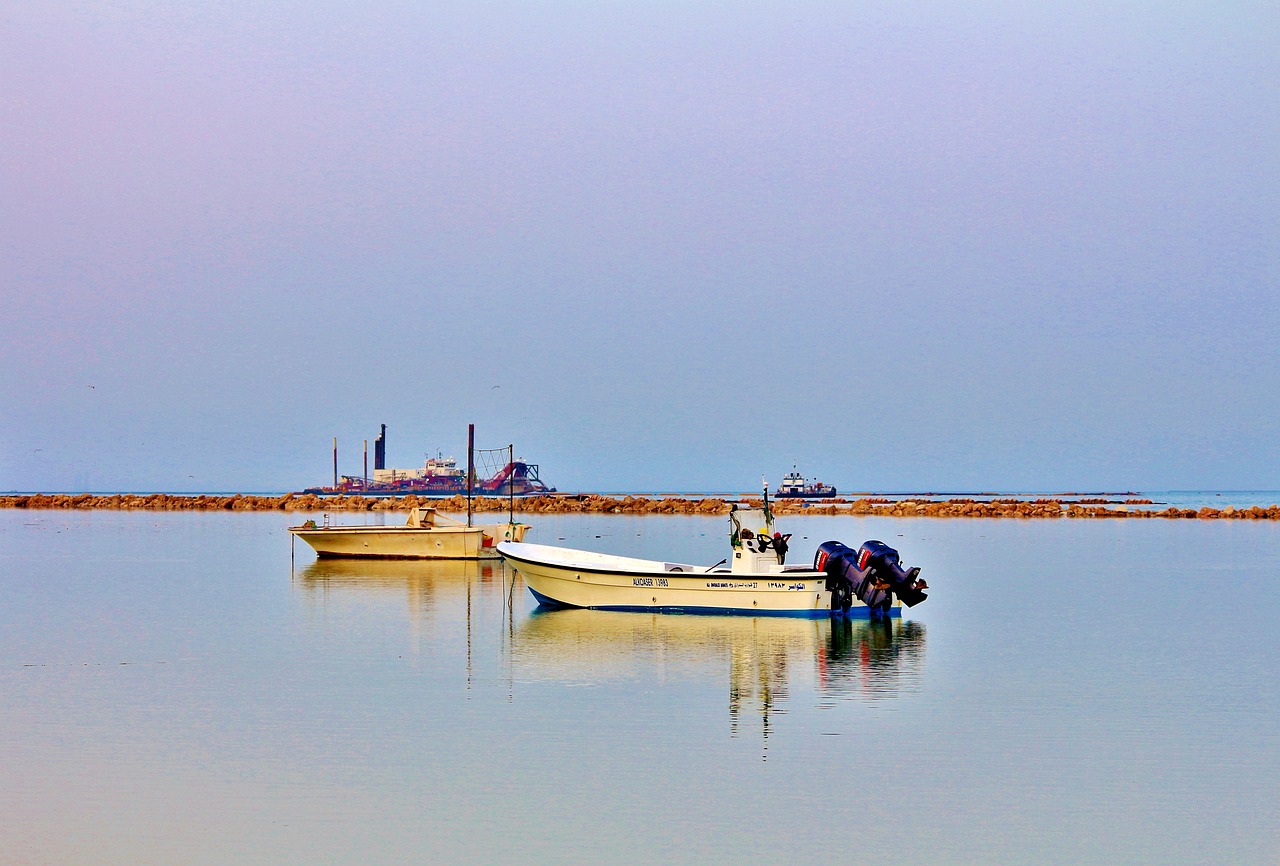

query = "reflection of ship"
513;609;926;739
775;465;837;498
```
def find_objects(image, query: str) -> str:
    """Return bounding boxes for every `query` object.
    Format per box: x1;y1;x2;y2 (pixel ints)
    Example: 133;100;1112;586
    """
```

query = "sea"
1;496;1277;864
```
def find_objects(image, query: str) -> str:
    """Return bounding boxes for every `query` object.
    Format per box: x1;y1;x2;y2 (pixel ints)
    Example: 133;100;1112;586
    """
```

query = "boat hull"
499;542;899;618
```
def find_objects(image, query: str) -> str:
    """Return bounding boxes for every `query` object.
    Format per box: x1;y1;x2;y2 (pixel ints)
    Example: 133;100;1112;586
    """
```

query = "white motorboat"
289;507;528;559
498;502;927;617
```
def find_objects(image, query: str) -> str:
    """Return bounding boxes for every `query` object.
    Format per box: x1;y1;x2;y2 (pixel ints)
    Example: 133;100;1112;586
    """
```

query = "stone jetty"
2;492;1279;520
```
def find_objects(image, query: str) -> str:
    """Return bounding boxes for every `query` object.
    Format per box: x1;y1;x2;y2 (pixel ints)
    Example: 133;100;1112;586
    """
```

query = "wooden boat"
499;502;927;617
289;507;528;559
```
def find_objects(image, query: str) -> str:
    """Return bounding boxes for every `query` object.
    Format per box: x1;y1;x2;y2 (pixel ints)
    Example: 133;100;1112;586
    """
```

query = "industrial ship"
775;465;837;499
303;425;555;497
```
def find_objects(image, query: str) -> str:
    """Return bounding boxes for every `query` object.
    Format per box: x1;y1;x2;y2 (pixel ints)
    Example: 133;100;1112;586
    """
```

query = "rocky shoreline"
3;492;1279;520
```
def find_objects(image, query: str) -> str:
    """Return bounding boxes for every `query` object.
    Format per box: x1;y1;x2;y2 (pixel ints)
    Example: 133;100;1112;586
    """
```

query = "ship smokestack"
374;424;386;471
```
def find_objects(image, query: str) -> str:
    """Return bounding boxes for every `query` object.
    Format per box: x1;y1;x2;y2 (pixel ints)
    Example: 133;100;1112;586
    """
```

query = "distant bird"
87;384;95;389
33;448;42;452
491;385;501;389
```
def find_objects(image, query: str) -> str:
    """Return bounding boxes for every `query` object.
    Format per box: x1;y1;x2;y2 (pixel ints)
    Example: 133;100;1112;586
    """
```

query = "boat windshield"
729;508;773;548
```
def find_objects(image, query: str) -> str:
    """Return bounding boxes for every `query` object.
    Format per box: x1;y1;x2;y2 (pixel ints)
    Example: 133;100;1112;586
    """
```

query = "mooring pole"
508;443;514;524
363;439;368;490
333;437;338;488
467;423;475;527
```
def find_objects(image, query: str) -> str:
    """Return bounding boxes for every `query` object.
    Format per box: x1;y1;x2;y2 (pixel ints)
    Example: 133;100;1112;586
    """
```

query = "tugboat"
775;465;837;499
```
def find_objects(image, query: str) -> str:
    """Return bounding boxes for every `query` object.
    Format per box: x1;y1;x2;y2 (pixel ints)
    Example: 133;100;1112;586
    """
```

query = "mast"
508;443;514;523
467;423;475;527
333;437;338;488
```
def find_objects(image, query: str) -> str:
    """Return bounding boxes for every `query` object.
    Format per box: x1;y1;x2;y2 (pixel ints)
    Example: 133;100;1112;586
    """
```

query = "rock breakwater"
3;493;1279;520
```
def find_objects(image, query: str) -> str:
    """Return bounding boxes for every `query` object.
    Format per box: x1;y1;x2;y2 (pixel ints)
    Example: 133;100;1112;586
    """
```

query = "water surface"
1;510;1276;864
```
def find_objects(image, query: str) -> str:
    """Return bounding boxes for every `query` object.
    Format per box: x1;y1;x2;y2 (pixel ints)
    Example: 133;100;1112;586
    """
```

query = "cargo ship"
303;425;555;497
775;465;837;499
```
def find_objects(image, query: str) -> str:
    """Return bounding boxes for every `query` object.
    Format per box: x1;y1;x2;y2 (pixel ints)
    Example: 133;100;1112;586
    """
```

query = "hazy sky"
3;1;1278;492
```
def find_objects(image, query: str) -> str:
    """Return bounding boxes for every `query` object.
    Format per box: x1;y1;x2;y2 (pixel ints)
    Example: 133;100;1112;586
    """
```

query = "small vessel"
498;495;927;617
775;465;837;498
289;507;529;559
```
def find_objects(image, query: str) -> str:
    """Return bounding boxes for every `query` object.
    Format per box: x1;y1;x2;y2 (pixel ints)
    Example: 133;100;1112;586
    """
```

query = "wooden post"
333;437;338;488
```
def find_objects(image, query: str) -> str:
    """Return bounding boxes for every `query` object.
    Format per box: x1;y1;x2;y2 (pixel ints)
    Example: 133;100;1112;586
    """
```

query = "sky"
2;1;1278;493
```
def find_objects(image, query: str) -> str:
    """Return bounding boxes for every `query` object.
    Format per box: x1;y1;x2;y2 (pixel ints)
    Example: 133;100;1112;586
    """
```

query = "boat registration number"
632;577;669;587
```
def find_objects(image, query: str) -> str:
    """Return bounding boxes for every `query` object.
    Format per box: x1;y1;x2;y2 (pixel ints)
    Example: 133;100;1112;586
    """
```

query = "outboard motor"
815;540;929;615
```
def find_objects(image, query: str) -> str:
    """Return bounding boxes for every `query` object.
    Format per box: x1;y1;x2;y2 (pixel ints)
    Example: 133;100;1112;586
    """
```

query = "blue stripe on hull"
525;587;901;619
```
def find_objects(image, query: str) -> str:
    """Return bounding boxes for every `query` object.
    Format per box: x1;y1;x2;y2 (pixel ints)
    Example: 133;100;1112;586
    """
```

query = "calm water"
1;509;1277;865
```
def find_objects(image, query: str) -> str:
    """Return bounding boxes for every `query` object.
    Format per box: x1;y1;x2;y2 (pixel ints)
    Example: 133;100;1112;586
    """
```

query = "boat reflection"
293;557;520;681
293;557;515;639
295;556;508;596
513;609;926;740
291;561;926;741
820;617;927;703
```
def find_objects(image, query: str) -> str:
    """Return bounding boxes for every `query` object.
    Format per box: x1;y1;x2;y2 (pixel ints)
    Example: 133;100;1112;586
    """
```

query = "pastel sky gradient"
3;1;1278;492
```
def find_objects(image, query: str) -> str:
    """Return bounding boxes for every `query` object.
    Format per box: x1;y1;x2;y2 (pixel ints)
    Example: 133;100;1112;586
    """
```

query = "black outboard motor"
815;540;928;616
